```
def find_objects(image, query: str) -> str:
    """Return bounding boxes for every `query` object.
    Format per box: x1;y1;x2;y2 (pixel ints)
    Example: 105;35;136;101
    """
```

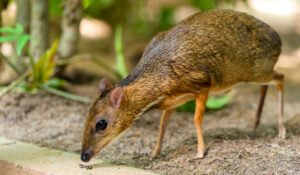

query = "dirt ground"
0;67;300;174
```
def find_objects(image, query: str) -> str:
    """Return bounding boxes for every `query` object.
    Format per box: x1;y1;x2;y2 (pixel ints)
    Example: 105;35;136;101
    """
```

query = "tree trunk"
30;0;48;61
58;0;82;59
56;0;82;75
0;0;9;83
0;2;2;29
0;0;9;45
12;0;30;72
0;2;3;78
17;0;30;34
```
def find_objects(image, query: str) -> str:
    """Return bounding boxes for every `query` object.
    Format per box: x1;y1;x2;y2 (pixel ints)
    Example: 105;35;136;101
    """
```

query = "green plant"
114;25;128;79
177;91;235;112
29;39;59;87
158;6;175;30
0;23;33;75
191;0;215;11
26;40;91;102
0;39;92;103
0;23;33;56
206;92;235;109
8;39;64;92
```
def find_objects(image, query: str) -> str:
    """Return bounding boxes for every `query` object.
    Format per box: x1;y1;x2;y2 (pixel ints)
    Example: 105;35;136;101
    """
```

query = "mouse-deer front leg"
152;108;175;157
194;91;208;158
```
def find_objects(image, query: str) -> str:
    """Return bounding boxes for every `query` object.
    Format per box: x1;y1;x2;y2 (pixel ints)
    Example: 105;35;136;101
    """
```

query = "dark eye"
96;120;107;131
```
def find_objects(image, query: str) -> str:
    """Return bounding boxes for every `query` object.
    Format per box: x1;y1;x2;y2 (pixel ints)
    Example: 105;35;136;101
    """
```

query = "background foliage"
0;0;241;110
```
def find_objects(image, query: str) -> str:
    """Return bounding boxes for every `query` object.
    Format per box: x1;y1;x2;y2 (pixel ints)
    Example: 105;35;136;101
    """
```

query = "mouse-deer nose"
81;149;92;162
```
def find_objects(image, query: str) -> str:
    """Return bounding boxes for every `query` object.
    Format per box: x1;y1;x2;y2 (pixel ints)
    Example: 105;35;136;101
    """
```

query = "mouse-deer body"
81;9;285;162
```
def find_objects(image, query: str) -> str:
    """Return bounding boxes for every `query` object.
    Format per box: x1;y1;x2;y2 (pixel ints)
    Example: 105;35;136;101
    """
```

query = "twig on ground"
56;54;122;80
0;71;29;98
37;83;92;103
0;52;22;75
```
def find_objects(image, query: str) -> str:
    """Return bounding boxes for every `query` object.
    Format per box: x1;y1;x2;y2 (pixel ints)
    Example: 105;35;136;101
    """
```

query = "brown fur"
82;9;283;160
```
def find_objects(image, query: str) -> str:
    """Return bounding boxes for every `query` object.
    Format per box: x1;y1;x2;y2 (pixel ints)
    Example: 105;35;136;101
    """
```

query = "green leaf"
0;35;20;43
0;27;19;34
192;0;215;11
206;93;234;110
83;0;114;14
17;82;35;92
42;39;59;82
0;24;23;34
28;54;38;82
33;39;59;84
177;91;235;112
17;35;32;56
15;23;24;34
114;25;128;78
45;78;65;88
83;0;95;9
49;0;64;16
158;7;175;30
34;54;46;82
176;100;196;113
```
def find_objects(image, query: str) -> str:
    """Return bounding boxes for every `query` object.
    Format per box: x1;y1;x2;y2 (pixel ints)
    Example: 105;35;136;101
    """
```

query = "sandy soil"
0;76;299;175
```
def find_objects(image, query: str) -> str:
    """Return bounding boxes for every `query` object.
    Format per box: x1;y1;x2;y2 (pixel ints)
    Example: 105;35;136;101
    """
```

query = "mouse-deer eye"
95;119;107;131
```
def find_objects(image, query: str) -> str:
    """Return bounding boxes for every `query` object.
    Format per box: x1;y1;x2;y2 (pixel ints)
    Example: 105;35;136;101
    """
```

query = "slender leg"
194;92;208;158
254;85;268;130
152;108;175;157
274;74;286;139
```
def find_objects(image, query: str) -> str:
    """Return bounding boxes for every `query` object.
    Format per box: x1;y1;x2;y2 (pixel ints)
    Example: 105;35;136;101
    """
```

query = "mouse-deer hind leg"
254;72;286;138
152;108;175;158
194;92;208;158
254;85;268;130
274;73;286;139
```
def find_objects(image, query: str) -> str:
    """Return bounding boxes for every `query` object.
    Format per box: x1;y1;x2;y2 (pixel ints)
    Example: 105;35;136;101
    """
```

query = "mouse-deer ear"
99;78;112;93
109;87;124;108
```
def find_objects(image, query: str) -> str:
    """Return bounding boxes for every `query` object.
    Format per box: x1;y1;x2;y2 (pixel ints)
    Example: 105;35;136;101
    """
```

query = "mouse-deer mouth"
81;149;94;162
81;138;112;162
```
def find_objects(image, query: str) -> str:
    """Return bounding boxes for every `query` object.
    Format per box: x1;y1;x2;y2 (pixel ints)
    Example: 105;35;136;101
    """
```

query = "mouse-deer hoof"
278;125;286;139
151;149;161;158
195;149;206;159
